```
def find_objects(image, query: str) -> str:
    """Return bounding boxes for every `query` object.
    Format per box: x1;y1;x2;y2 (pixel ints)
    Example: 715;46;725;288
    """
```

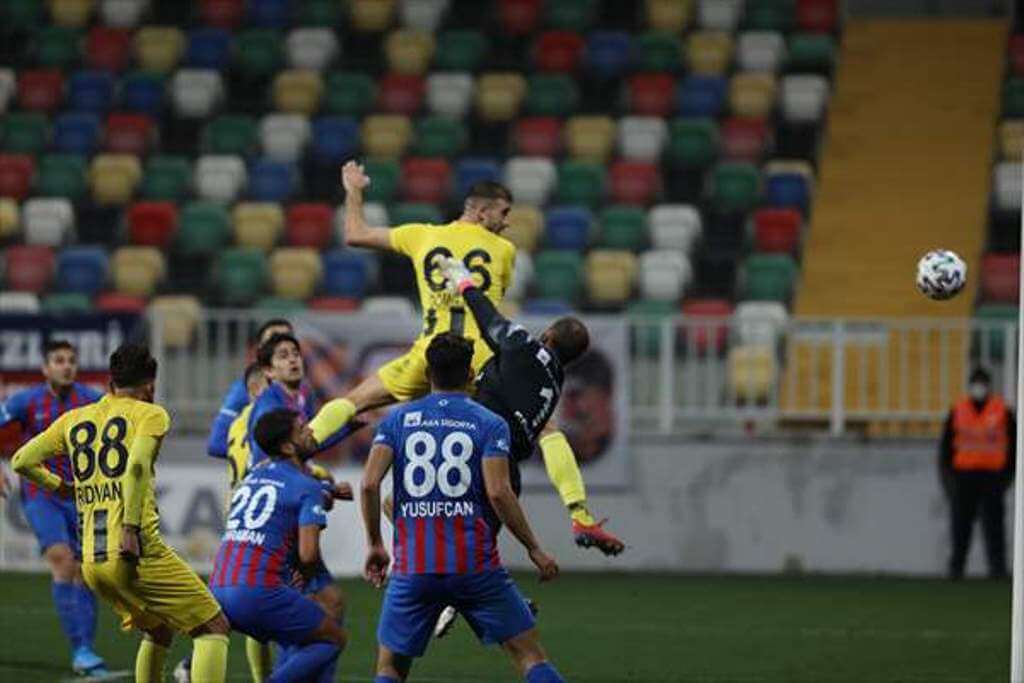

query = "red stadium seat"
286;203;334;248
309;296;361;312
720;117;769;162
5;245;55;293
628;74;676;117
681;298;733;354
106;114;154;154
17;70;64;112
753;208;802;253
128;201;178;248
201;0;246;28
514;117;562;156
796;0;839;33
500;0;542;36
402;157;452;204
1011;36;1024;77
980;252;1020;303
96;292;147;313
86;27;133;71
535;32;586;72
0;155;35;200
377;74;426;115
609;161;659;205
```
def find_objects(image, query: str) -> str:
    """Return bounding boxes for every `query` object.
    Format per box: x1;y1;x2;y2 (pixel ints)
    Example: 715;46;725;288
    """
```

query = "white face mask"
969;382;990;402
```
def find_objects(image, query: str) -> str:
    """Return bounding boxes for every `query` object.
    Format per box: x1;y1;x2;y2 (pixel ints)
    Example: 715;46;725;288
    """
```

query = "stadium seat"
741;253;798;302
677;76;727;117
36;154;87;200
361;202;389;229
636;31;683;72
0;70;15;114
18;70;64;112
426;73;474;118
545;206;593;250
555;161;605;207
525;74;579;116
586;250;637;307
186;28;231;69
309;296;360;312
310;117;358;164
600;206;648;251
350;0;396;32
56;246;108;295
687;32;733;75
200;0;244;28
738;31;785;71
148;295;202;347
476;73;527;122
974;304;1018;358
0;199;19;240
51;113;98;155
402;157;451;203
6;0;42;29
100;0;148;27
96;291;146;313
37;26;81;69
753;208;801;253
765;170;810;211
628;298;676;356
377;74;425;115
435;30;489;71
1005;80;1024;118
286;203;333;248
112;246;165;297
746;0;795;31
233;202;283;251
585;32;633;79
711;162;759;211
666;118;719;169
50;0;95;27
980;252;1020;303
781;75;829;122
4;114;50;155
141;156;191;200
514;117;561;156
504;157;556;205
203;115;258;156
215;248;267;305
196;155;247;202
609;161;660;205
504;251;534;301
120;71;165;115
273;70;324;115
234;29;284;77
134;27;185;73
454;158;501;198
324;72;377;116
43;292;92;313
323;249;373;298
177;202;229;258
645;0;693;31
352;159;397;205
0;292;40;312
546;0;596;30
564;116;615;162
105;113;153;155
628;74;676;117
1012;36;1024;78
681;298;732;354
390;202;442;225
361;115;413;157
504;205;543;251
386;30;435;75
248;160;297;202
639;249;692;300
735;300;789;345
535;31;585;72
0;155;34;200
999;120;1024;160
649;204;702;252
89;154;141;205
128;201;177;247
796;0;839;32
23;198;74;246
260;114;311;162
729;72;777;118
788;34;837;74
728;344;776;402
993;162;1022;210
5;245;55;293
618;117;668;162
401;0;450;31
721;117;768;161
533;250;584;301
171;70;224;118
499;0;542;35
698;0;742;30
270;247;322;300
68;71;114;112
413;116;467;157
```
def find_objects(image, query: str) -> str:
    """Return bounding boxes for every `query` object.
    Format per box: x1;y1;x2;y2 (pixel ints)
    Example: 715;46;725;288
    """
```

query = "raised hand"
341;161;371;194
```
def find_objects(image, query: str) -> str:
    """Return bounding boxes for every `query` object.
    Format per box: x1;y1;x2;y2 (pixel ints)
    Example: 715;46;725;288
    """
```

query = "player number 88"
403;430;474;499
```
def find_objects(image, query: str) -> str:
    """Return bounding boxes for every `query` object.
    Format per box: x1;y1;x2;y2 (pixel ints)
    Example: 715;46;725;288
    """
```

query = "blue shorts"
378;569;535;657
22;495;78;556
211;585;326;645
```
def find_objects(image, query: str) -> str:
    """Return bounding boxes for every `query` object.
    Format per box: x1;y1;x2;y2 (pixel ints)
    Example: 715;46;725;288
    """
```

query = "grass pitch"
0;572;1010;682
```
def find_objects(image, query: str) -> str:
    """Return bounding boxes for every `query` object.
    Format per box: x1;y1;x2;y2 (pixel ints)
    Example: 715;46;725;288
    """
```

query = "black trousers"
948;471;1008;579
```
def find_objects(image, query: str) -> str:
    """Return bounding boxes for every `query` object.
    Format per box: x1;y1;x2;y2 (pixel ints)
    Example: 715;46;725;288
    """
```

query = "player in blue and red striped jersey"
0;339;108;676
360;333;565;683
210;408;350;683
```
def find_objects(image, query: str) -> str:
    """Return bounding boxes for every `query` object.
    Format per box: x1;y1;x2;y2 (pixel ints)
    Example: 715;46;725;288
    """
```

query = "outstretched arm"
341;161;393;251
442;258;524;352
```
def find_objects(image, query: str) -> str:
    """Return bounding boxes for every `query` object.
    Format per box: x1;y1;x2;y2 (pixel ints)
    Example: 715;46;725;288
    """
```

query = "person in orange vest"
939;368;1016;580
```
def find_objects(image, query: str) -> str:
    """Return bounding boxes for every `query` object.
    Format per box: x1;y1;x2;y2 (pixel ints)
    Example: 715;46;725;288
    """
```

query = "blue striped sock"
525;661;565;683
72;584;97;648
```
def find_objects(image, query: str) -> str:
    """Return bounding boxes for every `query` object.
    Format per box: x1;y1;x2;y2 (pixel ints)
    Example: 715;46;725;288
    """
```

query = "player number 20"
403;430;474;499
226;484;278;531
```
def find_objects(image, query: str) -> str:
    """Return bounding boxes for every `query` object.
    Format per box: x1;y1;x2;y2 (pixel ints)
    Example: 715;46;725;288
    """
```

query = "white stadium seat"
503;157;557;206
995;162;1023;211
400;0;451;31
648;204;702;253
781;75;830;123
698;0;742;31
172;70;224;118
639;249;693;301
427;73;475;118
100;0;149;27
196;155;247;202
734;301;789;345
260;114;312;163
0;291;41;313
737;32;784;72
286;28;340;70
23;198;75;246
617;116;668;162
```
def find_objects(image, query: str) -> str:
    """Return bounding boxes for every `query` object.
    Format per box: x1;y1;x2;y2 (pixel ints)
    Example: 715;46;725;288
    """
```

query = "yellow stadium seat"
351;0;395;32
272;70;324;115
270;247;323;300
49;0;95;27
361;115;413;158
89;155;142;205
565;116;616;162
504;205;543;252
585;250;637;306
0;199;19;240
233;203;284;252
385;30;436;75
687;32;733;75
149;295;201;348
476;73;527;123
728;344;777;402
729;72;776;118
112;246;165;297
134;27;186;73
645;0;693;31
1000;120;1024;160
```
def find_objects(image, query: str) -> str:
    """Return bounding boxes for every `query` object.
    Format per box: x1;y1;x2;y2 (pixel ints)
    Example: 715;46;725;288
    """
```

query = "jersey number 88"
403;430;474;499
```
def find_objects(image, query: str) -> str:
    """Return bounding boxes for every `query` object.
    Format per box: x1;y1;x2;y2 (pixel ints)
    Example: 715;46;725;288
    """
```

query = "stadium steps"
780;19;1004;434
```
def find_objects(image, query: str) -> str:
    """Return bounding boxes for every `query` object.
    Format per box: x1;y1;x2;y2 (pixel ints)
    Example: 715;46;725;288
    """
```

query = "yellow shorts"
377;336;493;402
82;546;222;634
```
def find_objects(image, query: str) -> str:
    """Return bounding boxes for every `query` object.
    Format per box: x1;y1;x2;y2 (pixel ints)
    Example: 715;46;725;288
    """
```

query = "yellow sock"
245;636;273;682
310;398;357;444
135;638;168;683
191;633;229;683
539;431;590;521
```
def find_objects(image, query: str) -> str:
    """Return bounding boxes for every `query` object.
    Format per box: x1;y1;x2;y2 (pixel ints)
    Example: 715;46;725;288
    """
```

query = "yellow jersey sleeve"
136;404;171;440
389;223;430;257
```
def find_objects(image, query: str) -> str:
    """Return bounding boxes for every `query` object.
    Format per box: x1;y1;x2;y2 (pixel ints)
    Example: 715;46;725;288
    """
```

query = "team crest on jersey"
496;438;509;451
404;411;422;427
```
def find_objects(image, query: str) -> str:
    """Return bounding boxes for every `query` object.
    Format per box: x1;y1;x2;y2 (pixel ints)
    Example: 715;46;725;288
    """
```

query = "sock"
310;398;357;449
51;581;81;650
267;642;339;683
539;432;587;513
73;583;98;649
374;676;401;683
525;662;565;683
192;633;229;683
246;636;273;682
136;639;168;683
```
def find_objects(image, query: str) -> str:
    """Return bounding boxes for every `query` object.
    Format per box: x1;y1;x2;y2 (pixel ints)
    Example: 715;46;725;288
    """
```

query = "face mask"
969;382;989;402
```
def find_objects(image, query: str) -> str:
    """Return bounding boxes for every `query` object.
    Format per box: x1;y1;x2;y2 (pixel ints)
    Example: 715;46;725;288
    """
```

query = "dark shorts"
23;495;78;556
212;585;326;645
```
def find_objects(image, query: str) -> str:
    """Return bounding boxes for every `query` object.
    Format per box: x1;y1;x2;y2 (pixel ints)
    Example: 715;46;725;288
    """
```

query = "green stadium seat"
742;254;798;302
36;155;87;200
43;292;92;313
37;26;81;68
628;299;676;356
600;206;648;251
413;116;467;157
6;0;41;29
546;0;597;30
974;304;1018;359
1005;79;1024;118
435;30;489;71
234;29;284;77
667;118;719;168
324;72;377;116
745;0;795;31
178;201;230;256
525;75;579;116
298;0;343;25
556;161;605;207
534;250;584;301
636;32;683;72
215;248;267;305
711;163;760;212
202;115;258;155
255;296;308;312
788;34;836;74
2;114;48;154
390;202;443;225
142;156;191;200
363;158;401;203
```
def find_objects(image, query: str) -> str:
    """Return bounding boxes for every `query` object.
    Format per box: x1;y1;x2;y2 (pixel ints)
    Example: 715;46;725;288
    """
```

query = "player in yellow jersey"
226;363;267;490
12;344;230;683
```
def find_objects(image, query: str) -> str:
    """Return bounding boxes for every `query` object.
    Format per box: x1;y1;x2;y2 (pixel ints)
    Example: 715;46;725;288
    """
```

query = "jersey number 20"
403;430;473;499
227;484;278;531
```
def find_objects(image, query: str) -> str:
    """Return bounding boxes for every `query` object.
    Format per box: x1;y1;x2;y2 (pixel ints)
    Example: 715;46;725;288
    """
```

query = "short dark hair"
257;333;300;369
255;318;293;344
109;343;158;388
970;367;992;385
465;180;512;204
426;333;474;390
545;317;589;367
253;408;299;459
43;339;75;360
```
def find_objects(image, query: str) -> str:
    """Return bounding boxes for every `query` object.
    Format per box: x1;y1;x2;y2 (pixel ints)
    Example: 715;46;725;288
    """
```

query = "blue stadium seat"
765;173;810;212
678;76;727;118
186;28;232;69
249;160;297;202
53;113;101;154
121;73;165;116
522;298;575;315
310;117;359;164
455;158;501;198
586;32;634;79
545;206;593;250
323;249;372;298
56;246;109;295
68;71;115;112
249;0;291;27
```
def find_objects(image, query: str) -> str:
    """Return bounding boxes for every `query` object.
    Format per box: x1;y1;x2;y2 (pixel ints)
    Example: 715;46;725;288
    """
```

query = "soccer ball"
915;250;967;300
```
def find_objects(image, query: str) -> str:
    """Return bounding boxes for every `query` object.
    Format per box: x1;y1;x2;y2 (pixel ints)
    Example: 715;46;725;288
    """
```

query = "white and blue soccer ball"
915;249;967;300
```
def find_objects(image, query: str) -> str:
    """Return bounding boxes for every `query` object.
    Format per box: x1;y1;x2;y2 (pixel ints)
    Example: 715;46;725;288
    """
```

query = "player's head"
462;181;513;234
968;367;993;402
258;333;304;390
108;343;158;401
243;362;268;400
255;318;293;347
41;339;78;390
540;317;590;367
426;332;474;391
253;408;318;461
